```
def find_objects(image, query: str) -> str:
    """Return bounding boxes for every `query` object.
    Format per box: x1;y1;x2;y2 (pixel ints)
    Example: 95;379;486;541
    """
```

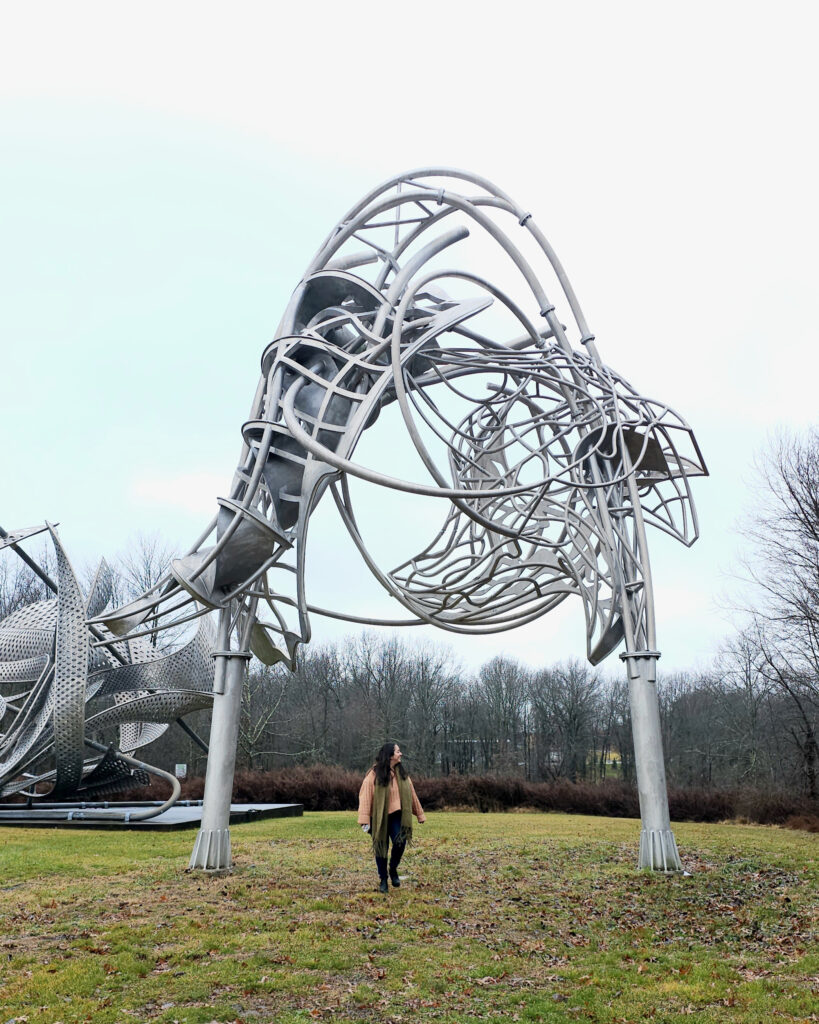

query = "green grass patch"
1;813;816;1022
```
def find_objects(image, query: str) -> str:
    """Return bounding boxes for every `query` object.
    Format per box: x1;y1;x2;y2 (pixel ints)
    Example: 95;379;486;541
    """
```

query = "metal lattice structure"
0;169;705;866
0;524;214;821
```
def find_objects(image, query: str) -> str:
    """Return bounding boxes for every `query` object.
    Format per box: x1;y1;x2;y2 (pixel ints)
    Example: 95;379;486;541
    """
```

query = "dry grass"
0;812;817;1023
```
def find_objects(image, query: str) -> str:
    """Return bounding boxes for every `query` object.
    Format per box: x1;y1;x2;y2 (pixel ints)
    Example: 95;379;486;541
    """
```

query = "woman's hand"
361;823;371;833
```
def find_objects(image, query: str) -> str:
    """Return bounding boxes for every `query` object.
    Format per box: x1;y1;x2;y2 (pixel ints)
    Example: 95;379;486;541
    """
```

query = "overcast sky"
1;1;816;674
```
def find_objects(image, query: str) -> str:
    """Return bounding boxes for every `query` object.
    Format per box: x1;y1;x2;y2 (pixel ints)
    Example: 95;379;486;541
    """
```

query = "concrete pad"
0;801;303;830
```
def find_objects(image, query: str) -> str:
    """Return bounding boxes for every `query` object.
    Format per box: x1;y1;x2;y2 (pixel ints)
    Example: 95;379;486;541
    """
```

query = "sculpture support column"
623;653;683;871
188;650;249;872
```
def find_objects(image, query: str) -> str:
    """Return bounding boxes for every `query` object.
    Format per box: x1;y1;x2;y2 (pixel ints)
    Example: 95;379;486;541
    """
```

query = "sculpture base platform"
0;801;303;830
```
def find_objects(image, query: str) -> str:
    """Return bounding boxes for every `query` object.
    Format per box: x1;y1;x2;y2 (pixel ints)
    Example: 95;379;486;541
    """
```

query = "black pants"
375;810;406;881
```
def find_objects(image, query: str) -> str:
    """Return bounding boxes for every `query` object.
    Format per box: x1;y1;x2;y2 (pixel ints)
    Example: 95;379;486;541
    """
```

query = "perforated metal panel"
85;559;114;618
0;600;57;662
50;528;89;797
0;599;57;631
91;621;215;697
0;653;48;684
86;689;212;732
119;720;168;753
77;746;150;797
0;664;56;791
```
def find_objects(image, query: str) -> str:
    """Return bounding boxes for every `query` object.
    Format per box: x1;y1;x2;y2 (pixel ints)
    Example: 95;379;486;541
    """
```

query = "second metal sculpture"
88;169;704;869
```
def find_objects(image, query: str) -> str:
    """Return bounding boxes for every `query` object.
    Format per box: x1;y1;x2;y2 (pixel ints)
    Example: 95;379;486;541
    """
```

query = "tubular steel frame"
0;169;706;868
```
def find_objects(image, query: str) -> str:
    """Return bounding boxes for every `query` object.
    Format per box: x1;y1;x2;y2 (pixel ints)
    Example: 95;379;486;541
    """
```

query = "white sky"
1;1;817;674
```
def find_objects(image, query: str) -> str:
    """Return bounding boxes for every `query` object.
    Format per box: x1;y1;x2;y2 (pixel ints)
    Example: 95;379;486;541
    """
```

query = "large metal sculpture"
0;525;214;820
0;169;705;868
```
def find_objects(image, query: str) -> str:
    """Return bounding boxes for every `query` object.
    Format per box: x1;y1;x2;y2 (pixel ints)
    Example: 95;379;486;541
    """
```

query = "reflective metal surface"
0;526;215;819
1;169;705;866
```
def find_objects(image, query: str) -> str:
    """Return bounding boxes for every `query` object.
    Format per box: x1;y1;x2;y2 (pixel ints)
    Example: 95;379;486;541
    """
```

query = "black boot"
379;878;388;893
389;870;401;887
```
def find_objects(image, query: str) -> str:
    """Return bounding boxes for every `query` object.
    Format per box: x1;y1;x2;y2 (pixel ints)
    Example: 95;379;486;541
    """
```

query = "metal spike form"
49;525;89;797
0;170;705;867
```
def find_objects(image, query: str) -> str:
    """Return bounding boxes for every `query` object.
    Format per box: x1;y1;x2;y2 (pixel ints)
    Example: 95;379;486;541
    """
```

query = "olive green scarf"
371;771;413;858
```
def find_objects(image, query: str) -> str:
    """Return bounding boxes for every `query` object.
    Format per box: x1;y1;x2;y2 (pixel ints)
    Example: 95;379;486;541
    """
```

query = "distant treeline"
133;628;817;802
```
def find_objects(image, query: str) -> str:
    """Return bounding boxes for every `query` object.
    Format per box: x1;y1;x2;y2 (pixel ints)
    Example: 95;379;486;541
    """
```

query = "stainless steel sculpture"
0;169;705;868
0;525;214;821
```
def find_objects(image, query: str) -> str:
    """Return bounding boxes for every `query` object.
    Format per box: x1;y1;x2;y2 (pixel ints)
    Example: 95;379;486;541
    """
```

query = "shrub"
734;788;819;825
54;765;819;831
667;786;735;822
783;813;819;833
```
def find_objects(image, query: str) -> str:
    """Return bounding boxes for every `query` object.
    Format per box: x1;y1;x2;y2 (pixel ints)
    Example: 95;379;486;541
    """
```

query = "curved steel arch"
0;169;706;867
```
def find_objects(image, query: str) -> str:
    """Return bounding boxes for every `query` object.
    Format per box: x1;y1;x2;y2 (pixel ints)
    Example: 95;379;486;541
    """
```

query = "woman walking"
358;743;426;893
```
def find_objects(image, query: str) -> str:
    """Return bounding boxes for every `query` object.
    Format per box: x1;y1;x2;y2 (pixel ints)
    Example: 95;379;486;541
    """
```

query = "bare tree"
530;659;601;781
237;662;290;770
344;633;413;753
594;674;630;781
439;679;481;775
707;632;777;787
657;671;721;787
0;545;52;619
738;430;819;796
112;532;184;650
284;645;348;764
474;656;529;774
750;622;819;798
604;675;635;782
115;531;176;601
406;641;461;775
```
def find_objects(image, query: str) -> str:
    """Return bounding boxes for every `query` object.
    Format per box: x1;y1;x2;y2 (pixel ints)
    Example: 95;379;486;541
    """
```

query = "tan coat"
357;768;426;825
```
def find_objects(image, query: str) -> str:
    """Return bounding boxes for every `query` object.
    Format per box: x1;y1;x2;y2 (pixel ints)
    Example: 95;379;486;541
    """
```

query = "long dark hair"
372;742;408;786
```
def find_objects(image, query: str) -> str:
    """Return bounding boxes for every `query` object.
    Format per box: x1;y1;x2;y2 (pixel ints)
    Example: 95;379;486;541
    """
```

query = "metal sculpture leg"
625;655;682;871
188;651;249;872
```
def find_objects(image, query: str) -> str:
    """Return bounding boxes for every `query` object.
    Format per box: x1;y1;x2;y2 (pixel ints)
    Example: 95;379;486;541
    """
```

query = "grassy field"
0;812;816;1023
